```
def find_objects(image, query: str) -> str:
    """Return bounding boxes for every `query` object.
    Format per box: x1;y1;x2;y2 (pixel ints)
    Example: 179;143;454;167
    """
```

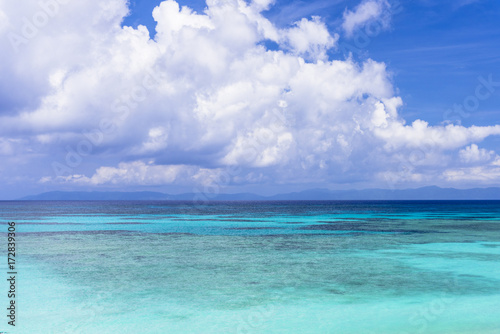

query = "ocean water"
1;200;500;333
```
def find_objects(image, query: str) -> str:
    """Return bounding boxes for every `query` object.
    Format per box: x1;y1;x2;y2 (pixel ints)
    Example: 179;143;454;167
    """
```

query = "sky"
0;0;500;199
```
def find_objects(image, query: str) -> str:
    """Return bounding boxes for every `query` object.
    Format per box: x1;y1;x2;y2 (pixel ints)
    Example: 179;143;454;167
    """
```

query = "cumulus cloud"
280;16;338;60
42;161;221;186
0;0;499;194
342;0;392;37
374;121;500;150
459;144;495;164
443;157;500;183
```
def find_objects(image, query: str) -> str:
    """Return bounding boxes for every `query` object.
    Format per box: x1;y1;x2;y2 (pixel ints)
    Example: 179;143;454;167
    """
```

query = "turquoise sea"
1;201;500;333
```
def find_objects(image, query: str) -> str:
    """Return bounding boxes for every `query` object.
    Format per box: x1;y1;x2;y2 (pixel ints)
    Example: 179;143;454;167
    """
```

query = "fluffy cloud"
342;0;392;37
0;0;499;196
374;121;500;150
443;157;500;183
459;144;495;164
43;160;224;186
281;16;338;60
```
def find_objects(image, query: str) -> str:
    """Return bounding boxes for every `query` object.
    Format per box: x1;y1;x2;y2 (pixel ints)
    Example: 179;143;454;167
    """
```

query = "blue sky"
0;0;499;199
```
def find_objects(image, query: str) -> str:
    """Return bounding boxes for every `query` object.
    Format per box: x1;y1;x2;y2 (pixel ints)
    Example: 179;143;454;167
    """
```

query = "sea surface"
1;200;499;333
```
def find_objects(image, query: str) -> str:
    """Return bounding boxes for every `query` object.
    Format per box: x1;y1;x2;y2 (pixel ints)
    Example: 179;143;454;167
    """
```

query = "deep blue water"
1;201;499;333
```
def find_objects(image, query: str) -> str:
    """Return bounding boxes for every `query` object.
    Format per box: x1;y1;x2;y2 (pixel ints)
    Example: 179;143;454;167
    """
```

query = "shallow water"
1;201;499;333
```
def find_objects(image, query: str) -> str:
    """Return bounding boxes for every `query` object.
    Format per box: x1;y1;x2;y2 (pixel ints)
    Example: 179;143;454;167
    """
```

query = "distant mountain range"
18;186;500;200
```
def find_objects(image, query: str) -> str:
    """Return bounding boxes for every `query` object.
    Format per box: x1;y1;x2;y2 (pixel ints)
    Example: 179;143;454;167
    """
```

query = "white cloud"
43;160;231;187
443;157;500;183
374;121;500;151
153;0;213;36
281;16;338;60
0;0;499;194
250;0;275;11
222;128;294;167
45;161;193;185
459;144;495;164
342;0;391;37
132;126;170;154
